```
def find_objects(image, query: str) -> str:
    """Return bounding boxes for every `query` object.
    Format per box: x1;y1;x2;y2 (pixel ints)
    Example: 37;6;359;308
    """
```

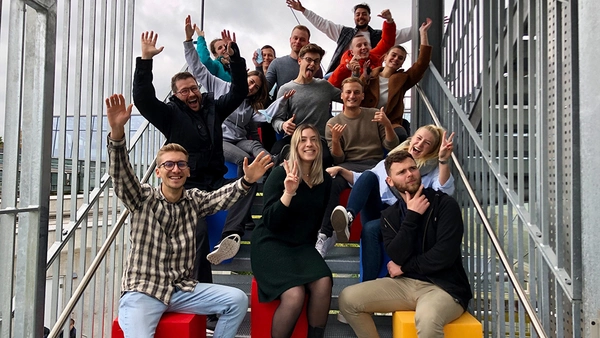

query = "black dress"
251;166;332;302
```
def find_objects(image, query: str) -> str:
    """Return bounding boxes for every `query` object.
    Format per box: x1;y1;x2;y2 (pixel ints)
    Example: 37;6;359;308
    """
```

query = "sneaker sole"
331;208;350;243
207;235;241;265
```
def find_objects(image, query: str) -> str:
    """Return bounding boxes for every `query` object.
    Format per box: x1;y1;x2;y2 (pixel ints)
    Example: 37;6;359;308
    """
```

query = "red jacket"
328;20;396;88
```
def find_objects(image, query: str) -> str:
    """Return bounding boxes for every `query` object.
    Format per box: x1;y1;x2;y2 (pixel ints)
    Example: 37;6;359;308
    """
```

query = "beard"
355;23;368;30
393;180;421;196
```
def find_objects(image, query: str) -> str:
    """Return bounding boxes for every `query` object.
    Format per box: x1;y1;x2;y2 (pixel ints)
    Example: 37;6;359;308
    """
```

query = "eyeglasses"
175;86;201;96
158;161;189;170
302;57;321;65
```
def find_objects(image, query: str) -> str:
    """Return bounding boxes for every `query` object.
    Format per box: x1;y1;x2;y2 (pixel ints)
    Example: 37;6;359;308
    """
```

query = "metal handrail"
415;72;548;338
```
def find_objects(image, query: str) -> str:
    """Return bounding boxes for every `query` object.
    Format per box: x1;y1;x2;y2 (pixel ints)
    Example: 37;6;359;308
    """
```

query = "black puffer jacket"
380;188;473;310
133;43;248;190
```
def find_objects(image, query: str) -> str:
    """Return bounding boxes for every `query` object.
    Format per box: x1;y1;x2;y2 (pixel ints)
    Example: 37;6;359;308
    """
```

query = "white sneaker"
207;234;241;265
315;232;337;258
337;312;349;324
331;206;352;243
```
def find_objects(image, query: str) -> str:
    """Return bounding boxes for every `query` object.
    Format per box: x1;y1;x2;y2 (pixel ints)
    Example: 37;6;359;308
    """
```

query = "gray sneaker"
207;234;241;265
331;206;353;243
315;232;337;258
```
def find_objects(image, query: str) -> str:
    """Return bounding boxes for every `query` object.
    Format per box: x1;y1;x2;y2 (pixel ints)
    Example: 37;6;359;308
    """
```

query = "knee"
225;288;249;316
310;277;332;297
338;285;362;315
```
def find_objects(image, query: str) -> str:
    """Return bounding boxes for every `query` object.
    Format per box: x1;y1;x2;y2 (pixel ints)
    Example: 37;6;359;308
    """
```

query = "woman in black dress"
251;124;332;338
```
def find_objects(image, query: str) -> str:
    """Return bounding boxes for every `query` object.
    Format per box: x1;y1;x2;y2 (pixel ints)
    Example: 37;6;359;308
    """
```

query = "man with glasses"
105;94;273;338
270;43;341;167
132;30;251;330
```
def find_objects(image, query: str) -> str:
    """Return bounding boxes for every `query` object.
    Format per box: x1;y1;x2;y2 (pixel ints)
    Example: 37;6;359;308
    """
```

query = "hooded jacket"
132;43;248;190
380;187;473;310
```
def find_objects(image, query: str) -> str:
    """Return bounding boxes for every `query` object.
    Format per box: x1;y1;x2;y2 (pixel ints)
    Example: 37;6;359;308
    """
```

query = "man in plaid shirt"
106;94;273;338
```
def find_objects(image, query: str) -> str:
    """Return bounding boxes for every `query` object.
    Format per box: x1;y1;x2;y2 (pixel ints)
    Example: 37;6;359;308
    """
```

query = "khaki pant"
339;277;465;338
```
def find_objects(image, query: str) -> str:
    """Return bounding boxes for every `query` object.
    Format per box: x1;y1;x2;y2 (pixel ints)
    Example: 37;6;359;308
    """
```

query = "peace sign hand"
438;131;455;161
282;159;300;195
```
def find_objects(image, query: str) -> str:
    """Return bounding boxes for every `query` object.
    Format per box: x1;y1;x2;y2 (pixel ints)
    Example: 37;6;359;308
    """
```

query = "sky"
0;0;451;138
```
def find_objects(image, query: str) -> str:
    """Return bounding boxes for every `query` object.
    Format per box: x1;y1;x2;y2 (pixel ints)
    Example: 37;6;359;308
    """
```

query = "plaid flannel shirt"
108;137;248;304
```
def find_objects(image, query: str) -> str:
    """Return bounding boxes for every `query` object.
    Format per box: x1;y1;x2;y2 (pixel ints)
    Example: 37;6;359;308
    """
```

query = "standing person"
361;18;433;142
328;125;455;281
286;0;412;74
252;45;279;150
105;94;273;338
251;124;333;338
265;25;323;98
133;29;248;329
253;45;277;76
327;9;396;88
184;16;270;177
338;150;472;338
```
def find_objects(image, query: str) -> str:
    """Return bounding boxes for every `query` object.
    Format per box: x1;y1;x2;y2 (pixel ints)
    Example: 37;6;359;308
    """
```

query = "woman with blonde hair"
252;124;333;338
327;124;455;282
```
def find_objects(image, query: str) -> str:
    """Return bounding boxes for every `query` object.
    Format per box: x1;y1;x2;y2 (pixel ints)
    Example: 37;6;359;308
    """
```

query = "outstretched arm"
289;0;345;42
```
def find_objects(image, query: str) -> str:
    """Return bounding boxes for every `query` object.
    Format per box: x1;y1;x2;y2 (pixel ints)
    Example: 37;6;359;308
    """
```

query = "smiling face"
213;39;229;59
408;128;437;159
290;28;310;54
155;150;190;192
247;74;262;96
384;47;407;70
354;8;371;29
296;127;320;163
351;35;371;59
174;77;202;111
341;81;364;108
386;157;422;195
261;47;275;68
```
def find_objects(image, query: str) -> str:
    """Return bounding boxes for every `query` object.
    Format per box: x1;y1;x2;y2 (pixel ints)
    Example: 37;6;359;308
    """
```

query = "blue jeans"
346;171;383;224
361;219;385;281
118;283;248;338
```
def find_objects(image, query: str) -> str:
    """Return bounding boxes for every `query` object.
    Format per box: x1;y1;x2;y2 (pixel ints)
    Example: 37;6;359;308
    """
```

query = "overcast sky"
0;0;451;138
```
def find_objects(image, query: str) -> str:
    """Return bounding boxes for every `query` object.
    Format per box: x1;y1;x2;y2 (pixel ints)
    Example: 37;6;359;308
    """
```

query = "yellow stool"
392;311;482;338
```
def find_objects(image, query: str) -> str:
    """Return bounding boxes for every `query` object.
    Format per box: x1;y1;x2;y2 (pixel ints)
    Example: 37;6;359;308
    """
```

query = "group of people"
106;1;473;338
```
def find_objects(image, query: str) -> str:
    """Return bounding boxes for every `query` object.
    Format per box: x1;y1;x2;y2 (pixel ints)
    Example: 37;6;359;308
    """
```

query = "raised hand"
347;55;361;75
242;151;273;184
387;260;404;277
221;29;236;56
405;185;430;215
141;31;164;60
194;26;204;37
378;9;393;22
327;123;347;142
252;50;260;67
184;15;196;41
105;94;133;140
286;0;305;12
282;159;300;194
438;131;455;161
282;114;297;135
372;107;391;127
420;17;433;33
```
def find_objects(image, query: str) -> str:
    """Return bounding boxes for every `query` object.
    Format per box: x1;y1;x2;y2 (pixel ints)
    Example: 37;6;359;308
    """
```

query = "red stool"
251;277;308;337
112;313;206;338
339;188;362;241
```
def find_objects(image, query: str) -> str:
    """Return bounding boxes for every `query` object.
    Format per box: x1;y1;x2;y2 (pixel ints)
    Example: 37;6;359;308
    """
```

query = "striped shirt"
108;137;248;304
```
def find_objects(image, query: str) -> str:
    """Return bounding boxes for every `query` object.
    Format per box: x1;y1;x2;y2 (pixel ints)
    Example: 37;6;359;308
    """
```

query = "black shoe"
273;144;290;167
206;314;218;332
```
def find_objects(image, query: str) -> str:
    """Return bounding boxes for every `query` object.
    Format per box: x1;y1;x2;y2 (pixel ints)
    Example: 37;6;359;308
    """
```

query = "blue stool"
359;239;391;282
205;161;238;264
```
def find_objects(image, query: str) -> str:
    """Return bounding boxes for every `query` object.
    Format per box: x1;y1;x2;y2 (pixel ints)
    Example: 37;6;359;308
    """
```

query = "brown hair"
170;72;197;93
287;124;324;186
341;77;364;91
261;45;276;58
298;43;325;59
157;143;189;164
292;25;311;39
384;150;415;175
246;70;268;111
209;38;223;56
353;3;371;14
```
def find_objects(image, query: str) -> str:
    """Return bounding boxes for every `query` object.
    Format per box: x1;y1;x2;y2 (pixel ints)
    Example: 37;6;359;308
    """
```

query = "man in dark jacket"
338;150;472;338
133;30;252;282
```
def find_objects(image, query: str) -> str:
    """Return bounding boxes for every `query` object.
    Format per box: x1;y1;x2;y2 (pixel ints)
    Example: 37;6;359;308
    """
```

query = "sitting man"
106;94;272;338
339;150;472;338
316;77;398;257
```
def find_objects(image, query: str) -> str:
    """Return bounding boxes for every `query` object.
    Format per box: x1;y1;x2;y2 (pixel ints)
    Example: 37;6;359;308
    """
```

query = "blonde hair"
287;124;324;186
157;143;188;163
388;124;444;168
